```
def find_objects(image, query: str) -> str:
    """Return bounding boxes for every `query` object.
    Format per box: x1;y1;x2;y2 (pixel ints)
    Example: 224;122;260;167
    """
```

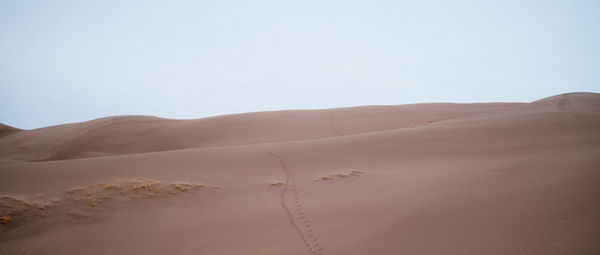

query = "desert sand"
1;92;599;255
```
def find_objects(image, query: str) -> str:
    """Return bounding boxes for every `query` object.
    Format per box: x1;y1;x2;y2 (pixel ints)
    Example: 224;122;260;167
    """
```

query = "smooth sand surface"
1;92;599;254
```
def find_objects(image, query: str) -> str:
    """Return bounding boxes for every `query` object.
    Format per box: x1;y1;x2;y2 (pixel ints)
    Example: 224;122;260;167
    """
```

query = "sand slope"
0;92;599;255
0;124;21;138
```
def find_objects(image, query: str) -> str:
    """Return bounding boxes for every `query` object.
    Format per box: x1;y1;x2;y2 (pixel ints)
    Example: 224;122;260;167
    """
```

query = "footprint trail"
259;147;324;255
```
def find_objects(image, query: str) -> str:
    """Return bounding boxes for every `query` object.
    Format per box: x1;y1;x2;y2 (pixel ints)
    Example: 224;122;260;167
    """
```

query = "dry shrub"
103;184;120;190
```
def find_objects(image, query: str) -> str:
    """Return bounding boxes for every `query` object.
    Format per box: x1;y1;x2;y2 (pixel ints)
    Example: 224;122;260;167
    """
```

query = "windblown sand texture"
1;92;599;254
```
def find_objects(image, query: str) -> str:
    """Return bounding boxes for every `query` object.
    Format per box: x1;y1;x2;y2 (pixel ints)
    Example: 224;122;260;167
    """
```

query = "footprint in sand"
259;147;325;255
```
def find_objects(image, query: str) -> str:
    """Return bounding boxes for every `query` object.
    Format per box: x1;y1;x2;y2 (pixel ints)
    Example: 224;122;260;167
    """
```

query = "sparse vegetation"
349;170;362;176
68;211;88;218
1;177;214;227
0;215;11;224
315;170;363;181
270;181;284;186
132;184;150;190
168;182;196;194
65;187;84;193
103;183;119;190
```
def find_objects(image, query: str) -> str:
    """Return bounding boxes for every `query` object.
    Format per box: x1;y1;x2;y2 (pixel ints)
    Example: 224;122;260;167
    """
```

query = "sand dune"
0;103;519;161
1;92;599;254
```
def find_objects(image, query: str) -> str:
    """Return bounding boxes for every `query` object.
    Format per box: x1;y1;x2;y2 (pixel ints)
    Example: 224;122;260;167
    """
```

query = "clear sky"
1;0;599;129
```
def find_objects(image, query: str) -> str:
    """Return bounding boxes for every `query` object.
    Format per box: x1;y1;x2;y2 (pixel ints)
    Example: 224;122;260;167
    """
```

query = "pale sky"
1;0;599;129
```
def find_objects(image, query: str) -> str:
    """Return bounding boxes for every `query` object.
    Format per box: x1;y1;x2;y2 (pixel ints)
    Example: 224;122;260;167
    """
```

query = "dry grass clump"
132;184;151;190
1;177;214;227
315;170;363;181
270;181;284;187
1;195;31;208
96;178;206;198
349;170;362;176
128;179;163;199
130;179;161;191
0;195;55;226
103;183;120;190
0;215;11;224
68;211;88;218
65;187;84;194
167;182;196;194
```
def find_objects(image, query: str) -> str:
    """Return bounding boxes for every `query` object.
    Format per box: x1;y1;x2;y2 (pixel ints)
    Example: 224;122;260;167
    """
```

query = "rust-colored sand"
1;92;599;254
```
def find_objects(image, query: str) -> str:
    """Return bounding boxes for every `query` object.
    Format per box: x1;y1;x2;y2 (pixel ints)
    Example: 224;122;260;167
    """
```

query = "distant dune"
1;92;599;255
0;102;521;162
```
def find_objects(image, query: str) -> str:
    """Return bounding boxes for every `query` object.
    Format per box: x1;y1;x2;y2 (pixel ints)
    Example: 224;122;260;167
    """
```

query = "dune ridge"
0;102;521;162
